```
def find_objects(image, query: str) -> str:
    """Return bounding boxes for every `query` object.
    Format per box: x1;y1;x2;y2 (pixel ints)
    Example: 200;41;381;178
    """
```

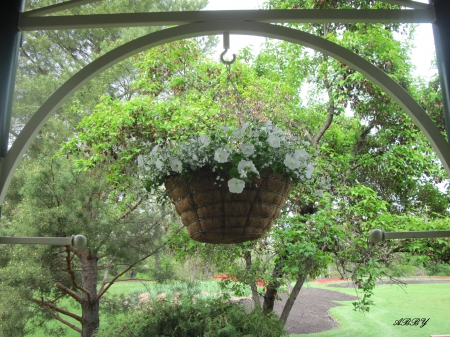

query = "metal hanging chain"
219;32;251;125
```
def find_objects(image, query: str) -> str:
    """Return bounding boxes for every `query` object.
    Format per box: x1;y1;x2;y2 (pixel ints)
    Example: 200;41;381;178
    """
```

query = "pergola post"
431;0;450;143
0;0;24;217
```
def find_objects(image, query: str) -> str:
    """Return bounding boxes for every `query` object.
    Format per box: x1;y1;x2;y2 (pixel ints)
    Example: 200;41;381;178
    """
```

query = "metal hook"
221;31;236;66
220;49;236;66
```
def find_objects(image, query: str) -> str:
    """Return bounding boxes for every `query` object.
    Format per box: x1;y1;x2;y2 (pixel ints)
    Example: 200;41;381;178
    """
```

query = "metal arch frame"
1;20;450;205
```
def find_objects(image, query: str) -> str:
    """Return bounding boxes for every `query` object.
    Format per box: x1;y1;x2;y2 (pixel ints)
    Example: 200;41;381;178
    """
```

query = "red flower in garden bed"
211;274;237;281
311;278;350;284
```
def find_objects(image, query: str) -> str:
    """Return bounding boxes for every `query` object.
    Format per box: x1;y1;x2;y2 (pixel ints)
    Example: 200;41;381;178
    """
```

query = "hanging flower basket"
139;120;313;244
165;168;293;244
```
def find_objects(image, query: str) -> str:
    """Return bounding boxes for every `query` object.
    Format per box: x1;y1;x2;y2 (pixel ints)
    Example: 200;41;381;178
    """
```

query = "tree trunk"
279;272;307;325
189;256;198;282
129;270;137;279
244;250;261;312
181;261;185;280
155;252;160;271
262;260;284;314
80;252;99;337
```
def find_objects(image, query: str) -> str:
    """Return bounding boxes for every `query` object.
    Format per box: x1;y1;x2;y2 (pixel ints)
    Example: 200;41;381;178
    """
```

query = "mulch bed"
236;287;357;335
271;288;358;335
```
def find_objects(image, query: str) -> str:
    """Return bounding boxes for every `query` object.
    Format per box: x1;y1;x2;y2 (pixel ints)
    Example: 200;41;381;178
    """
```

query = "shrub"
426;262;450;276
389;264;417;277
95;292;287;337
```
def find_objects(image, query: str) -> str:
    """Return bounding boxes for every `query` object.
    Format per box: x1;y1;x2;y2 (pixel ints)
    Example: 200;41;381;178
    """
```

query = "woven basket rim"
169;187;287;201
165;168;292;192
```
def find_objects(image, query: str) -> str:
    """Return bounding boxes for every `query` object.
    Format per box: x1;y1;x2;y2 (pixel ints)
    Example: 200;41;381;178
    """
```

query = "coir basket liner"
165;168;293;244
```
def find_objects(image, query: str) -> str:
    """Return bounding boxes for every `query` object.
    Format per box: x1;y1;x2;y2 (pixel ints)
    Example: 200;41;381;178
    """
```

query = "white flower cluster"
139;121;314;194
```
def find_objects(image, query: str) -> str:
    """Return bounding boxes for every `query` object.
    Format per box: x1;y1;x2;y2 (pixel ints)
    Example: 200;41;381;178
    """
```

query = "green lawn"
292;282;450;337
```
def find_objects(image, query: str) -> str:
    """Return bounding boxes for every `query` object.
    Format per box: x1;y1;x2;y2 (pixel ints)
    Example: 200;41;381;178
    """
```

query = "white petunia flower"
137;155;144;167
228;178;245;193
305;164;314;178
284;155;301;170
150;145;160;155
273;126;283;135
267;134;281;148
241;122;250;134
249;129;260;138
218;125;229;131
237;159;259;179
241;143;255;157
155;159;164;170
294;149;308;160
198;135;210;146
214;148;229;163
232;129;243;139
170;158;183;173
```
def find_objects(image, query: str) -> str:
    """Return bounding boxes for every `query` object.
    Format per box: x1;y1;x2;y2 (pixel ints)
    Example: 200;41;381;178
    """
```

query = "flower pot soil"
165;168;293;244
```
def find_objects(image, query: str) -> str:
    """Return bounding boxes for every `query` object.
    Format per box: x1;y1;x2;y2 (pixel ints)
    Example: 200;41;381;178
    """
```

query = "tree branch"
69;245;82;258
55;283;82;303
312;61;335;148
352;122;376;156
98;258;114;297
118;198;143;220
31;298;82;326
65;246;91;304
20;47;48;75
302;129;314;145
97;244;165;300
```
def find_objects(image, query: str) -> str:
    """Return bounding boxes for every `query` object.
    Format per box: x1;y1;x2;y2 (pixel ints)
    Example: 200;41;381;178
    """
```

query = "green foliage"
96;292;287;337
149;259;178;283
62;40;298;190
426;262;450;276
0;285;32;337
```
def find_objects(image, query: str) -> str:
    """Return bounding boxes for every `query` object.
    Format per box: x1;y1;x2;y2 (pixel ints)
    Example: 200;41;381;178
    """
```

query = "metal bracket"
0;234;87;249
370;229;450;243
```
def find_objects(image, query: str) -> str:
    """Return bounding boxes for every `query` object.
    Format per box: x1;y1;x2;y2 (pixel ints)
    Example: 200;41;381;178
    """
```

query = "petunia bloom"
284;155;301;170
170;158;183;173
294;149;308;160
232;129;243;139
305;164;314;178
237;159;258;178
267;134;281;148
241;143;255;157
228;178;245;193
155;159;164;170
214;148;229;163
198;135;210;146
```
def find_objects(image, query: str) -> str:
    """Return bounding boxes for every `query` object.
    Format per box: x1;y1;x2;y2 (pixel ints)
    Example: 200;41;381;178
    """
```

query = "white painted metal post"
0;235;87;249
370;229;450;243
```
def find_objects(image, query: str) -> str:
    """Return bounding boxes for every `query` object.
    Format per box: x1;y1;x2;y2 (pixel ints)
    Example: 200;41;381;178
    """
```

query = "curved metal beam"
2;20;450;204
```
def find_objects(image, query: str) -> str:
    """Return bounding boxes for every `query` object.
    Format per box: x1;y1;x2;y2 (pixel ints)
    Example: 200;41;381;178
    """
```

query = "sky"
202;0;437;80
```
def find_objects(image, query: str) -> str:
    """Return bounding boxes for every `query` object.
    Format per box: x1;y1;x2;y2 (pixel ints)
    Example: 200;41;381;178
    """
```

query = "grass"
291;282;450;337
